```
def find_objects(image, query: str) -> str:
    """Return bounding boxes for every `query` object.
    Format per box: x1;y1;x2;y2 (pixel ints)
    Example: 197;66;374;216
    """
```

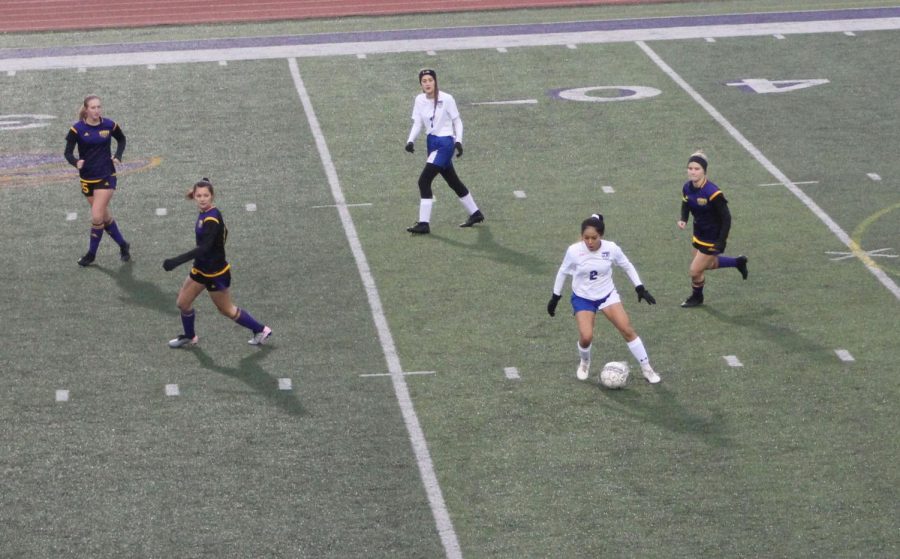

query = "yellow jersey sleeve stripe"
709;190;723;201
201;217;220;224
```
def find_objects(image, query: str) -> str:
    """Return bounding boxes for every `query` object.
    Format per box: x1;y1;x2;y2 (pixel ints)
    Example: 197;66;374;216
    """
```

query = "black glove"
405;142;415;153
454;142;463;158
162;258;177;271
636;285;656;305
547;293;562;317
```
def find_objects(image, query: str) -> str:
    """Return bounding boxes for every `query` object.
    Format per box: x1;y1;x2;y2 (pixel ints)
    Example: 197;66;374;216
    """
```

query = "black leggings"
418;163;469;199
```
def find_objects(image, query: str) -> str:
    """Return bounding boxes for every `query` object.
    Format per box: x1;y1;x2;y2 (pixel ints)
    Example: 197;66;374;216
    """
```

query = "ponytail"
187;178;214;200
581;213;605;235
77;95;100;121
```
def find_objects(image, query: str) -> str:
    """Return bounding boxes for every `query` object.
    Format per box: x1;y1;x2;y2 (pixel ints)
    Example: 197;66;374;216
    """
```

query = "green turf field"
1;2;898;557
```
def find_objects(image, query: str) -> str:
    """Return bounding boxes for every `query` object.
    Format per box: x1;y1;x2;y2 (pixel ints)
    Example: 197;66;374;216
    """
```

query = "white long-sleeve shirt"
553;240;642;300
407;91;463;143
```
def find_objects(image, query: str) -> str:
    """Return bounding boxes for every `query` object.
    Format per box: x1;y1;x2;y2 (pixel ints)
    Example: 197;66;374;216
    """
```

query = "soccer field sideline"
3;7;899;557
3;7;900;72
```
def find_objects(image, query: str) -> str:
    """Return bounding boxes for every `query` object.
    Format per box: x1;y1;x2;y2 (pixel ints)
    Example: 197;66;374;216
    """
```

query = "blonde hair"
77;95;101;121
687;149;709;172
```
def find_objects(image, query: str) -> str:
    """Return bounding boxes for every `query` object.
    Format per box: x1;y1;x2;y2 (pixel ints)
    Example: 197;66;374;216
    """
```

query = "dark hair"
418;68;436;82
581;213;605;235
186;177;214;200
418;68;439;110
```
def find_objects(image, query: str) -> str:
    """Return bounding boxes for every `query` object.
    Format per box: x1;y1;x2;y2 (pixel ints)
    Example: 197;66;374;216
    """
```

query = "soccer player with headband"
677;150;748;307
404;68;484;234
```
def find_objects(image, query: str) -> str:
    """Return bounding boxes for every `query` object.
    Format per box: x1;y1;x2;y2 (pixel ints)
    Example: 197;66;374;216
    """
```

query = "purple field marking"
1;7;898;61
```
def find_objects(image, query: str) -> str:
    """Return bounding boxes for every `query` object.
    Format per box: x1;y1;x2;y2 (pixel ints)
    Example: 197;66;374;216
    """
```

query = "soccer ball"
599;361;630;389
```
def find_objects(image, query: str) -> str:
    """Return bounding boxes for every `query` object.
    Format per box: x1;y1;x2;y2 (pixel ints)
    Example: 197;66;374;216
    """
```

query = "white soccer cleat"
641;364;661;384
576;359;590;381
168;334;198;348
248;326;272;345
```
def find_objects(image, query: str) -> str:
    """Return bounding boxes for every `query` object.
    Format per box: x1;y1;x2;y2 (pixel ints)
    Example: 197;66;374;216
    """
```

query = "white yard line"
288;57;462;559
637;40;900;301
724;355;744;367
360;371;436;377
835;349;855;362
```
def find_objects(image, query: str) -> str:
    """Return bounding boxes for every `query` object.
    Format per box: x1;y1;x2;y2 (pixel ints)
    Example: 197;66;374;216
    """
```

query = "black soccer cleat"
120;242;131;262
736;255;748;280
406;222;430;234
680;293;704;308
459;210;484;228
77;252;96;267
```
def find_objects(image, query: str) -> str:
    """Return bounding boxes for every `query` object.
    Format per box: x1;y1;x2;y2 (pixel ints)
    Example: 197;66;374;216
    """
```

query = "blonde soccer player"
64;95;130;266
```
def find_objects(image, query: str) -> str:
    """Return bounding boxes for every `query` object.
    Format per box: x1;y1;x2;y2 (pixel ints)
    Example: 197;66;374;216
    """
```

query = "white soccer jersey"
407;91;462;142
553;240;643;301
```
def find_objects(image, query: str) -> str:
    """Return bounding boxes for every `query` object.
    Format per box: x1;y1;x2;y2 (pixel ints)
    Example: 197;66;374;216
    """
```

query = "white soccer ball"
599;361;630;389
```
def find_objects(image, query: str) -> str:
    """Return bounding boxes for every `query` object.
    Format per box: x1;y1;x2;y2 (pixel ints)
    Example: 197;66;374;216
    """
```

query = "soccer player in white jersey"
547;214;661;384
404;68;484;234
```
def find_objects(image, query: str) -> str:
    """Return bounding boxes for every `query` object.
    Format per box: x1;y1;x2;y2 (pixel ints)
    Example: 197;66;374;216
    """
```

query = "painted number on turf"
0;114;55;130
725;79;829;94
553;86;662;102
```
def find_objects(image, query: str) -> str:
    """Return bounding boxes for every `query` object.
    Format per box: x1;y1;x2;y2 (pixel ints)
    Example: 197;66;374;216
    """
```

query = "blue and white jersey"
553;240;642;301
407;91;462;142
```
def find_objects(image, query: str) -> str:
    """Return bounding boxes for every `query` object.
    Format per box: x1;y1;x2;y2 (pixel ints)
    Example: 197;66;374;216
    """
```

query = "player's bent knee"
219;305;238;319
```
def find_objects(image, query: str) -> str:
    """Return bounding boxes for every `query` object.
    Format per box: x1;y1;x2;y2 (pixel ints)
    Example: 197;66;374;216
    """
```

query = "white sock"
458;193;479;215
627;337;650;367
578;342;592;363
418;198;434;223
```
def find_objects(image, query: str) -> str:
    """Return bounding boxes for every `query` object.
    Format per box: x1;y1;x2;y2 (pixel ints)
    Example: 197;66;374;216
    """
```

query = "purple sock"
181;310;196;338
88;226;104;255
234;308;264;333
104;220;127;246
692;283;704;296
718;255;737;267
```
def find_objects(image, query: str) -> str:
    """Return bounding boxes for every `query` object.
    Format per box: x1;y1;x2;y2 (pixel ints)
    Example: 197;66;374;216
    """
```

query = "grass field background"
1;1;898;557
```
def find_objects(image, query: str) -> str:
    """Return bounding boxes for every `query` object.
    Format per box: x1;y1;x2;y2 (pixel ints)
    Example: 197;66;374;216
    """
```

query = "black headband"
418;68;436;82
688;155;708;172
